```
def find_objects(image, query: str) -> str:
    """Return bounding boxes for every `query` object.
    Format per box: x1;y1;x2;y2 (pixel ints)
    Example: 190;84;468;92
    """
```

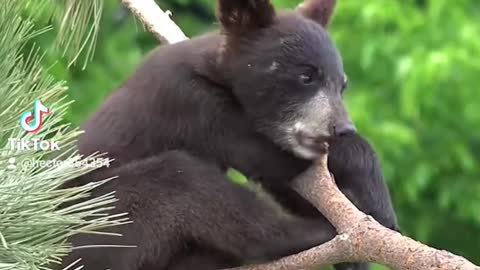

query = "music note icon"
19;99;50;133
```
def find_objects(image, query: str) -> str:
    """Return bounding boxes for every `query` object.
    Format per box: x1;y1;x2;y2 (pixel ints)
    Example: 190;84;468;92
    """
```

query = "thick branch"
229;147;480;270
121;0;187;44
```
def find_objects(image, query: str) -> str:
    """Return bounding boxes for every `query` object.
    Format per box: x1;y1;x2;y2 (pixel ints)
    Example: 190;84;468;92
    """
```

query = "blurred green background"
31;0;480;268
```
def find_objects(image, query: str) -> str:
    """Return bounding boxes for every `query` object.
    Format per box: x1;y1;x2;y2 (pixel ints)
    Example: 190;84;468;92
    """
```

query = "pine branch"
120;1;480;269
0;2;128;269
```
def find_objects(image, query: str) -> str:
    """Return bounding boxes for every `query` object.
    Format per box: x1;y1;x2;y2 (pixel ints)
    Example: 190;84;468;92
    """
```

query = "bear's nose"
333;122;357;137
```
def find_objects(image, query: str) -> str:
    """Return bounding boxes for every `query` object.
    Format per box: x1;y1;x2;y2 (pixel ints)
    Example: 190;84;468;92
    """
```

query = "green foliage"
330;1;480;262
26;0;480;268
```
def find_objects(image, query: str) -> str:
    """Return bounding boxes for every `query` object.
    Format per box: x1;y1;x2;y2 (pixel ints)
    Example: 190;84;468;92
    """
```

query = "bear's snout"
332;121;356;137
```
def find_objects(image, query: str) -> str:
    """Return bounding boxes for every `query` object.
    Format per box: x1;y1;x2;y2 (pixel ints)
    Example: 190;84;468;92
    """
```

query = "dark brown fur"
60;1;398;269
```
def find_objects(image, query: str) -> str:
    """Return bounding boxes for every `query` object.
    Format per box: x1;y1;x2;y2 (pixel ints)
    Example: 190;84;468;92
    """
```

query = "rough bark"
119;1;480;269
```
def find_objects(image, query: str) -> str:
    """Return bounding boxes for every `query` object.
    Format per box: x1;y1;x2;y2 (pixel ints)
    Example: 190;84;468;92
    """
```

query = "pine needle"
55;0;104;69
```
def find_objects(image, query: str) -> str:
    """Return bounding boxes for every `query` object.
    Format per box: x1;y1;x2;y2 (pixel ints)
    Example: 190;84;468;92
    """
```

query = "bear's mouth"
290;131;331;160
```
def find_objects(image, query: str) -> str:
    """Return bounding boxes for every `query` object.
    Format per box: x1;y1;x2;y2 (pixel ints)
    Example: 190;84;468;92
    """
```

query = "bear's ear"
296;0;336;28
217;0;276;35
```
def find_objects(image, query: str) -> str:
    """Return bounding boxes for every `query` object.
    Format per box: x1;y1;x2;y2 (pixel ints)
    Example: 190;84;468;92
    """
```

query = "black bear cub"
62;0;398;269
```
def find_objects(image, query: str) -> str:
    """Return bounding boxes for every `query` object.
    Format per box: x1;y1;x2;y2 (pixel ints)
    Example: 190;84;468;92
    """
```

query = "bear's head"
217;0;355;160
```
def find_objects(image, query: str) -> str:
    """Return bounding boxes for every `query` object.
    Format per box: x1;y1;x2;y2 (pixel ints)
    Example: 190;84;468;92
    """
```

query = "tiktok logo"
19;99;50;133
7;99;61;152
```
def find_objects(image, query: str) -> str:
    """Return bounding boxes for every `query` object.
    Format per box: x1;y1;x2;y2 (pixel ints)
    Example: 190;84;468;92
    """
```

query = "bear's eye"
300;74;313;85
299;66;318;85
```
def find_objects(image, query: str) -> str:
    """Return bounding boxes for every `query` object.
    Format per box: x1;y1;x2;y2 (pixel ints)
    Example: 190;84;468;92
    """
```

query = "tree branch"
120;1;480;269
121;0;187;44
228;147;480;270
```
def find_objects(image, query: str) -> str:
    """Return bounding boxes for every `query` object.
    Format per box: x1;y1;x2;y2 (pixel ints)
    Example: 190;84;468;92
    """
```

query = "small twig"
120;0;188;44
